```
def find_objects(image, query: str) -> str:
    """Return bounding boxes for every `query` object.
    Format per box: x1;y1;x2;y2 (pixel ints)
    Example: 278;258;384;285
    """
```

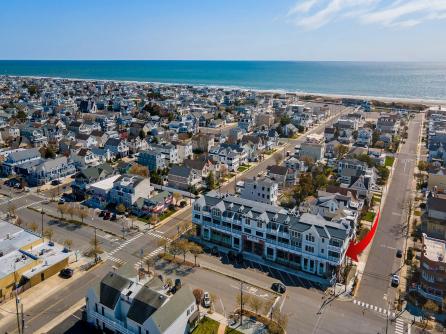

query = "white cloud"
288;0;446;29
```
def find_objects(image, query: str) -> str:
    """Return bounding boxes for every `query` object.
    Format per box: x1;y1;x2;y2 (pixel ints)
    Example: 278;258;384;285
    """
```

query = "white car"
202;291;211;308
391;274;400;287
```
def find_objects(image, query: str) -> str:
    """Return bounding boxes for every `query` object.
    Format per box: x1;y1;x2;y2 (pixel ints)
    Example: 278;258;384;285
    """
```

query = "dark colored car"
396;249;403;258
51;179;61;186
227;251;236;261
59;268;74;279
236;252;244;263
99;210;105;217
271;282;286;294
211;246;219;256
110;213;117;221
103;211;111;220
203;246;211;253
175;278;182;289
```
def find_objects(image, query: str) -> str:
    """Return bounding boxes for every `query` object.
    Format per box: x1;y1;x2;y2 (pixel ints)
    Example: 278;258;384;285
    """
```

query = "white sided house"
86;271;198;334
192;193;354;283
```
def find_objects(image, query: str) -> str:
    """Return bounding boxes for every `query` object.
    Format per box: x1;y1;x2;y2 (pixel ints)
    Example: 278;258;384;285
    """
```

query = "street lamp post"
41;207;45;240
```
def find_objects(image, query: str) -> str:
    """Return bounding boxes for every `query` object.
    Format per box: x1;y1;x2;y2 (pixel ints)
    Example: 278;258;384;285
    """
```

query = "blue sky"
1;0;446;61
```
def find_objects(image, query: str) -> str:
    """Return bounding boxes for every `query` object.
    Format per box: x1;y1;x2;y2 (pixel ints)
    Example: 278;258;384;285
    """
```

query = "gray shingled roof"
100;272;131;310
127;287;166;325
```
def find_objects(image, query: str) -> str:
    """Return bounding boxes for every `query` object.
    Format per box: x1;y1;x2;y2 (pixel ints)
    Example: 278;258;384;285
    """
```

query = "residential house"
415;234;446;305
267;165;297;188
356;127;373;147
1;148;41;176
239;177;279;205
427;167;446;193
138;149;166;172
192;134;214;153
426;193;446;221
71;163;115;199
183;158;213;180
86;271;198;334
192;193;354;281
167;166;201;192
376;114;399;134
104;138;129;158
70;148;100;169
19;156;76;186
109;174;153;208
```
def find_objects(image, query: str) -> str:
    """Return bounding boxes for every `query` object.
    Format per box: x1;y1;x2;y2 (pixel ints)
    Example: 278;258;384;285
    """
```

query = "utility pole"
240;281;243;326
13;265;22;334
94;226;98;263
40;207;44;240
21;303;24;334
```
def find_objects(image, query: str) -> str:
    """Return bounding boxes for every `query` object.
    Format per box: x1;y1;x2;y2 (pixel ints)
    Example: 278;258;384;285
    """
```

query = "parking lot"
216;251;326;291
153;258;278;319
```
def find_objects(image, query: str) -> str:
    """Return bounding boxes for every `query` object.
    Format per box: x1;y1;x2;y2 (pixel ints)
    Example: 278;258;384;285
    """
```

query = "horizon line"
0;59;445;63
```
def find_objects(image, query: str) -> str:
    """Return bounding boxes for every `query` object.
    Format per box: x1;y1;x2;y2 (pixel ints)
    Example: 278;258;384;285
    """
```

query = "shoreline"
3;74;446;106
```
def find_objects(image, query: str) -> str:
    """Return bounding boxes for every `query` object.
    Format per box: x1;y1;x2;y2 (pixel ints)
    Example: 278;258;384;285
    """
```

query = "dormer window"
212;208;221;217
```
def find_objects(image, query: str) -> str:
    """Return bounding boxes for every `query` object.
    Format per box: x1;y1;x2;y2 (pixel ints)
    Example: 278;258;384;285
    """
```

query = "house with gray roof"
86;271;198;334
16;156;76;186
192;192;354;283
0;148;41;176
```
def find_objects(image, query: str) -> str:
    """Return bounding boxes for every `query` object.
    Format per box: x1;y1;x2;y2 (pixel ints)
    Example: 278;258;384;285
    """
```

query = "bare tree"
77;207;89;224
66;204;75;221
158;238;169;253
173;192;182;206
168;240;183;260
176;239;191;263
273;152;283;165
44;228;54;242
7;202;16;217
193;288;204;306
248;295;264;316
29;222;39;233
57;203;67;220
189;243;203;266
15;216;23;227
63;239;73;251
145;257;155;274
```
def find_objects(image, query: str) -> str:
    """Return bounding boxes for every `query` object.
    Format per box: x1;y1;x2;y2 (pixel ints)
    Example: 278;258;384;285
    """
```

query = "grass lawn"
363;211;376;222
225;327;244;334
385;156;395;167
237;166;249;172
192;317;220;334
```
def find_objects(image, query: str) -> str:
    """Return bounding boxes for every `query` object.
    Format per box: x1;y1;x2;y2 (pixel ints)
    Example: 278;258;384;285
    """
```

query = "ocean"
1;60;446;101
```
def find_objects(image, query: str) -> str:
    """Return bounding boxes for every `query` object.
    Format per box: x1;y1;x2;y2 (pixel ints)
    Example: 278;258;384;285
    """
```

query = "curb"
197;263;281;297
35;298;85;333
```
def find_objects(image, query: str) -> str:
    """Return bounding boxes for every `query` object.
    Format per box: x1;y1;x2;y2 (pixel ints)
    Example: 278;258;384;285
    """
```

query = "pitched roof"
127;286;166;325
169;165;192;178
100;272;131;310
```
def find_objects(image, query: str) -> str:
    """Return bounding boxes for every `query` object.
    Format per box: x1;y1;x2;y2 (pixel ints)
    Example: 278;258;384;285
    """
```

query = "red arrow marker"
346;209;380;262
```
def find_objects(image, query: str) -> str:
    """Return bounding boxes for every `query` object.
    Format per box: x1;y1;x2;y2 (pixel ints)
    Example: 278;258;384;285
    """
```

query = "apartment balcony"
89;311;133;334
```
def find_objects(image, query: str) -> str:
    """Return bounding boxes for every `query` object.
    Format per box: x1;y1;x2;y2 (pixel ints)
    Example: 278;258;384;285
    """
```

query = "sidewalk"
0;255;90;330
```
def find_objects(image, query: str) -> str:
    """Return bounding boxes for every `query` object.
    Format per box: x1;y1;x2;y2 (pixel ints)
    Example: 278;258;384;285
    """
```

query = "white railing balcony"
90;311;133;334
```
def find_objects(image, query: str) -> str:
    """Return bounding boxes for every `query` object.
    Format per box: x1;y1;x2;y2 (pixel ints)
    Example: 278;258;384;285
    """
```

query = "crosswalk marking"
134;247;164;269
107;255;126;266
352;300;396;318
395;317;407;334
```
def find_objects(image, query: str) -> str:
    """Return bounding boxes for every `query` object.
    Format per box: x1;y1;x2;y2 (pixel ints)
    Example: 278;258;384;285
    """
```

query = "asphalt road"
356;113;423;309
0;104;357;333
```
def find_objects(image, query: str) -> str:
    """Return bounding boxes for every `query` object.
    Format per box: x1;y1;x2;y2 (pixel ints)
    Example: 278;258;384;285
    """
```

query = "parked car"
174;278;182;289
59;268;74;278
99;210;105;217
110;213;117;221
51;179;61;186
58;198;65;204
271;282;286;294
103;211;111;220
396;249;403;258
202;291;211;308
391;274;400;287
227;251;236;261
211;246;219;256
236;252;244;263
